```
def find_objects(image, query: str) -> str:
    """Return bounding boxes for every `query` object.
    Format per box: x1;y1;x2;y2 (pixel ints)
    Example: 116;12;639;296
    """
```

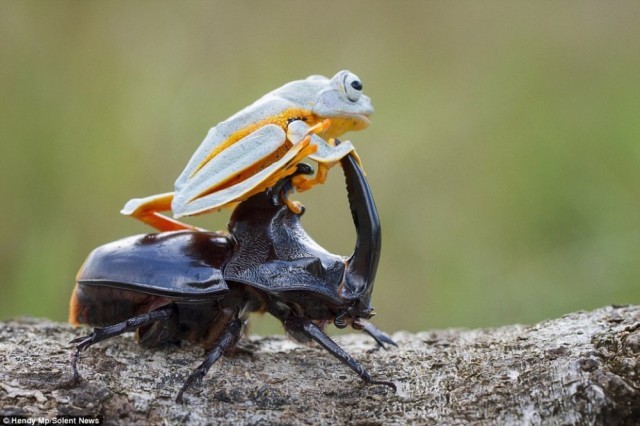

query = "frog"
121;70;373;232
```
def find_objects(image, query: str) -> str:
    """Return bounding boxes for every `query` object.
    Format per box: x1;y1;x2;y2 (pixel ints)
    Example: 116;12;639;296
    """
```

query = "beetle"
121;70;373;232
69;151;396;402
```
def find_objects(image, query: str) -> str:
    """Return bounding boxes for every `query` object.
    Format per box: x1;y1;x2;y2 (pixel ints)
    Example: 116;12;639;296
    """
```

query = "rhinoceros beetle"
69;152;396;402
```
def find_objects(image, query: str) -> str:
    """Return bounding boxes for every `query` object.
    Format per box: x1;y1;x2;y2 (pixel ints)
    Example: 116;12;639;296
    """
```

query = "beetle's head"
333;301;375;330
338;282;375;320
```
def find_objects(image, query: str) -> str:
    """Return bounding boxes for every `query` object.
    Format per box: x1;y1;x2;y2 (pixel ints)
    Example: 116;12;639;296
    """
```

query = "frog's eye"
343;72;363;102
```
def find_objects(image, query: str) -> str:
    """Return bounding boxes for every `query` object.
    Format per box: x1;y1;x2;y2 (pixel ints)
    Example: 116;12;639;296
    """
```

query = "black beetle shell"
76;231;232;298
223;197;346;304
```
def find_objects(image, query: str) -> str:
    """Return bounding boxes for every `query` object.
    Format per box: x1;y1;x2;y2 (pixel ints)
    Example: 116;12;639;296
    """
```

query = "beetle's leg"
284;317;396;391
121;192;202;232
176;317;243;403
356;320;398;351
70;305;174;382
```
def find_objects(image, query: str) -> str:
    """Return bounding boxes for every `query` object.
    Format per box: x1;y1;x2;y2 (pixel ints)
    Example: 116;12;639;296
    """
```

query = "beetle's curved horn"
340;151;381;306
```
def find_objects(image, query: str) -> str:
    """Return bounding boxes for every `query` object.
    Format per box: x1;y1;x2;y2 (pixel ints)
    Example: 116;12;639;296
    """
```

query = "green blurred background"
1;1;639;335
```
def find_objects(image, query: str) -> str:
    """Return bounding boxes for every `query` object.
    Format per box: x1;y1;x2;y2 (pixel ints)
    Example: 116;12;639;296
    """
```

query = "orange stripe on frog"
190;108;318;178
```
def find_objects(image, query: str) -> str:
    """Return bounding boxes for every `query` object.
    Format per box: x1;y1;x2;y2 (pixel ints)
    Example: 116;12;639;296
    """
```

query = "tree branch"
1;305;639;424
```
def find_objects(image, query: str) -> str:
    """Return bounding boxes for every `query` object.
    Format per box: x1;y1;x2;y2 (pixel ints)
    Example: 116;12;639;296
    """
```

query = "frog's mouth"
320;114;370;138
351;113;371;128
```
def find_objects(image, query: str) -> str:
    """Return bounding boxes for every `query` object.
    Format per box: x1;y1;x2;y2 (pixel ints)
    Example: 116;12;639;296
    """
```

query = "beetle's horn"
340;151;381;306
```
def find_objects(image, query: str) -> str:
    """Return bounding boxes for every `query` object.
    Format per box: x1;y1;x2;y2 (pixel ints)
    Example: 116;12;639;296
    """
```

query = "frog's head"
309;70;373;137
278;70;373;138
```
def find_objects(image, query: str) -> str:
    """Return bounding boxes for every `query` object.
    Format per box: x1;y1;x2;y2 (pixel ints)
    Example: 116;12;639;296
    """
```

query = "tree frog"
122;70;373;231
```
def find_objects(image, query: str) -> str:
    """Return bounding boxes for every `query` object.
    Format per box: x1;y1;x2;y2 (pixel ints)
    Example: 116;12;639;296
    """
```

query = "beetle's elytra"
69;152;396;402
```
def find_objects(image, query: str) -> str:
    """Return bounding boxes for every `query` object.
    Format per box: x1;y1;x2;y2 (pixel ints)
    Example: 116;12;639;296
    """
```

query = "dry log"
1;305;639;425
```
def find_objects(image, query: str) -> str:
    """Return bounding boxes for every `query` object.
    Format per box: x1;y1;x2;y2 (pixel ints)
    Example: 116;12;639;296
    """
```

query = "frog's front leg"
287;120;361;192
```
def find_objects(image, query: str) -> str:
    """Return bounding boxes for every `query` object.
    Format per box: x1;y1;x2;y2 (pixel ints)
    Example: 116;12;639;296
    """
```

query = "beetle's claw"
266;162;312;214
69;333;97;384
295;162;314;176
359;320;398;350
268;162;314;206
70;347;83;383
176;371;204;404
69;334;94;348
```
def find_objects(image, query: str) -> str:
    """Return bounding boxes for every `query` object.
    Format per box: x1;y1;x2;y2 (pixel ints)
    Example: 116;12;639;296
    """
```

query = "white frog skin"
122;70;373;232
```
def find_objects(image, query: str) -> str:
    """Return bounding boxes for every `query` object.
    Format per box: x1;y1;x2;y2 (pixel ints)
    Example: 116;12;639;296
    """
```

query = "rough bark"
1;305;639;425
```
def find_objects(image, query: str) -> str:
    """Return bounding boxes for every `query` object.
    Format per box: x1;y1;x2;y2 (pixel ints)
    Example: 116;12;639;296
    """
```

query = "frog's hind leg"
121;192;201;232
172;133;317;218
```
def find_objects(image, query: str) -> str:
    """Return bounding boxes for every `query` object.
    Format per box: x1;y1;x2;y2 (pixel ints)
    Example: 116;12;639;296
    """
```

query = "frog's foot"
274;163;314;214
287;119;331;145
121;192;203;232
292;137;365;192
292;162;331;192
284;198;304;214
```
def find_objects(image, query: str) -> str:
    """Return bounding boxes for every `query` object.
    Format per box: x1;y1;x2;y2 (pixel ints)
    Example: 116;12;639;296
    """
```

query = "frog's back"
174;76;328;193
217;95;296;136
218;76;328;134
